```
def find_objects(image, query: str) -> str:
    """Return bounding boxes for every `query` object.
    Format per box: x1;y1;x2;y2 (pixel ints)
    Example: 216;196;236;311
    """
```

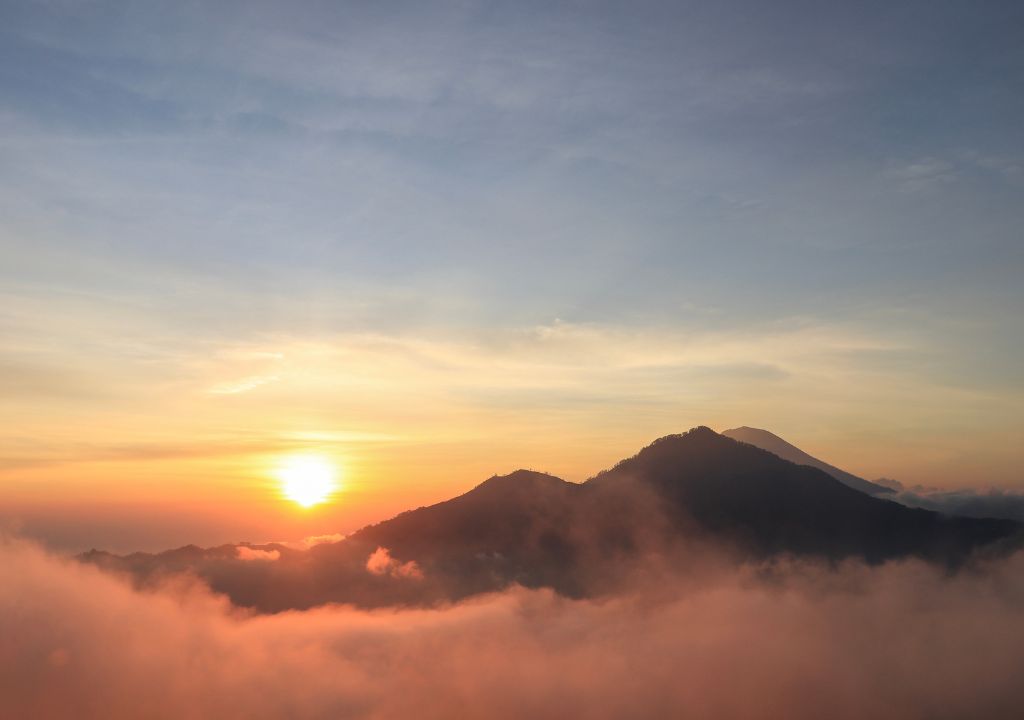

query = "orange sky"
4;320;1022;552
3;0;1023;554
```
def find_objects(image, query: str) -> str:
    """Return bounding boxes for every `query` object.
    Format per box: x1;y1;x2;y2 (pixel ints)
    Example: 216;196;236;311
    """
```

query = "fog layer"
5;538;1024;719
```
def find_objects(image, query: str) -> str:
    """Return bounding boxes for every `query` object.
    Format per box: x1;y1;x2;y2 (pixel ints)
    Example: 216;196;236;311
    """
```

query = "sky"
1;0;1023;552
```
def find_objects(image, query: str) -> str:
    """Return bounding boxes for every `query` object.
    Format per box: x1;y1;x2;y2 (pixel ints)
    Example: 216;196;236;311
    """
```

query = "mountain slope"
343;470;588;598
590;427;1017;563
722;426;893;495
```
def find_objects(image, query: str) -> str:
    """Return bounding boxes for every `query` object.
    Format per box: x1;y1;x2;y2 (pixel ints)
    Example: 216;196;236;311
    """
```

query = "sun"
275;455;339;507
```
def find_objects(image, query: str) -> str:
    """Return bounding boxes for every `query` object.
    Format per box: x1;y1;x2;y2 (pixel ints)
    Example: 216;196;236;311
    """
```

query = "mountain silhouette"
722;426;894;495
589;427;1016;562
81;427;1022;611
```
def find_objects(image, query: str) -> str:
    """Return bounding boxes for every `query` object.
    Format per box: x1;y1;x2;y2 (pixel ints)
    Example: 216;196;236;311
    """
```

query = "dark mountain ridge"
80;427;1022;612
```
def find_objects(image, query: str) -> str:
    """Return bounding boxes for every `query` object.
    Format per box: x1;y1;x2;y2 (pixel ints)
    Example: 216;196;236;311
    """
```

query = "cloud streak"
236;545;280;561
208;374;280;395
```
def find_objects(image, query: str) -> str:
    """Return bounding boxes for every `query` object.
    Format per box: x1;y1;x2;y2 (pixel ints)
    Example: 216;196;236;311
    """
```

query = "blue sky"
2;0;1023;548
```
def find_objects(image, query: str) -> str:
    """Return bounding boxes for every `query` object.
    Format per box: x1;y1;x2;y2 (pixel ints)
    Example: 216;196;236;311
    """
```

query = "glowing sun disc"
275;455;338;507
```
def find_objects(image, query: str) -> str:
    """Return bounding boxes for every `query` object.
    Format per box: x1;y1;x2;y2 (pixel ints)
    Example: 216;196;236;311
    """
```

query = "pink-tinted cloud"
365;546;423;580
3;538;1024;719
297;532;347;549
235;546;280;561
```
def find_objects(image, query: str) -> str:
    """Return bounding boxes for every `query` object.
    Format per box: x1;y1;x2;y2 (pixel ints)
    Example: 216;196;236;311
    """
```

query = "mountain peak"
466;469;577;502
721;426;894;496
631;425;733;456
588;426;748;489
727;425;779;438
480;469;568;486
641;426;725;449
678;425;719;437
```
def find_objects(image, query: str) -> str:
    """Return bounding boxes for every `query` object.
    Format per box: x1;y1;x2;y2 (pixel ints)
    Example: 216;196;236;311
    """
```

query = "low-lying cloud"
4;538;1024;719
892;486;1024;523
236;546;280;562
365;546;424;580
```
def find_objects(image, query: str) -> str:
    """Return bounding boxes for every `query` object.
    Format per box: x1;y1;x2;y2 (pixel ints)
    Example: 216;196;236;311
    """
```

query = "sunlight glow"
275;455;339;507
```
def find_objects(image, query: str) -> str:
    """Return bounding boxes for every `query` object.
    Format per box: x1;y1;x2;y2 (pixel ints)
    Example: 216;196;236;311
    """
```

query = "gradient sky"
2;0;1022;551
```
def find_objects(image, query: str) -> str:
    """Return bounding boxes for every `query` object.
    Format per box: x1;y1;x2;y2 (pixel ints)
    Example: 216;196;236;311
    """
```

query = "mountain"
80;427;1022;612
721;426;894;495
345;470;589;599
590;427;1016;562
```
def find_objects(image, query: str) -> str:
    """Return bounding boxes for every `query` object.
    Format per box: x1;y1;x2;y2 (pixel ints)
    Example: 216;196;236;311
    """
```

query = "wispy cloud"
885;157;958;192
208;374;280;395
236;545;280;561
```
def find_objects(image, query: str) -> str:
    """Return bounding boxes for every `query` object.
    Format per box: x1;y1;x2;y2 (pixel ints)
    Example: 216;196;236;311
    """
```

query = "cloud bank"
892;486;1024;523
5;538;1024;719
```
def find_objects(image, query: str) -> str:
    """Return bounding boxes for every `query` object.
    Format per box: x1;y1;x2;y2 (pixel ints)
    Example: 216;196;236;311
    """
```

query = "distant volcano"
722;426;894;495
